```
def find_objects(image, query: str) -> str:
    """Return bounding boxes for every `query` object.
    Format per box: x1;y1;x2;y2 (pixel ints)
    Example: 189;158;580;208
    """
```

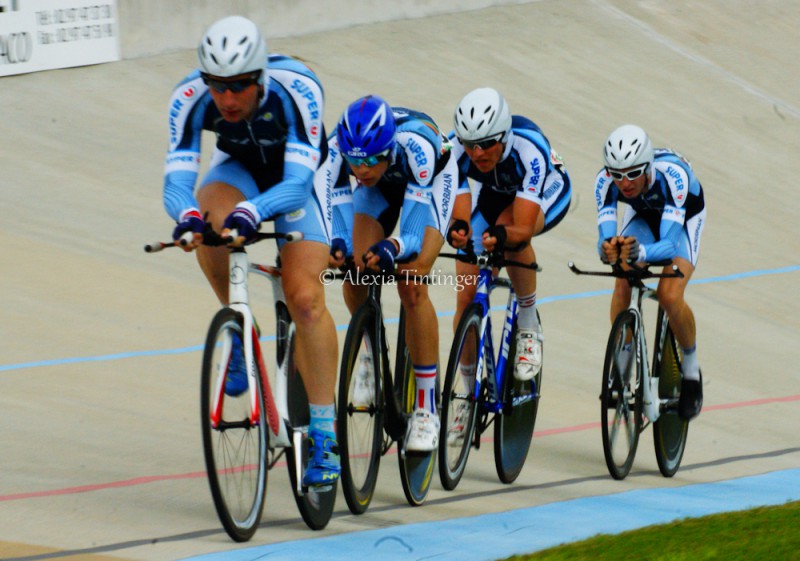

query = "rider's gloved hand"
223;202;261;242
172;208;205;242
625;238;643;264
483;225;507;253
330;238;348;261
447;219;470;248
367;239;398;273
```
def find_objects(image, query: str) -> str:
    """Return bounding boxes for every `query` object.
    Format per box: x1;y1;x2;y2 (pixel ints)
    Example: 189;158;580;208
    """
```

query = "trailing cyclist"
162;15;340;486
595;124;706;420
447;87;572;382
328;95;459;452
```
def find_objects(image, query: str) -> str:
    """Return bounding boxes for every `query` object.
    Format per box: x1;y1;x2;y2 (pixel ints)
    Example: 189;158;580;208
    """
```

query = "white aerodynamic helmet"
453;87;512;143
603;124;654;170
197;16;268;80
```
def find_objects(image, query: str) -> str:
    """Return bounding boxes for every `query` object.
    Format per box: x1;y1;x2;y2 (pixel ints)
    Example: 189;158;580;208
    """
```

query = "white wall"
118;0;536;58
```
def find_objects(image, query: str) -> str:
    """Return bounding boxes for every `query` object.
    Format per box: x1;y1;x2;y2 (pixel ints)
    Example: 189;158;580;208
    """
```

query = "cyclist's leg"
276;196;340;486
656;213;705;419
195;157;257;304
343;213;383;313
397;226;444;451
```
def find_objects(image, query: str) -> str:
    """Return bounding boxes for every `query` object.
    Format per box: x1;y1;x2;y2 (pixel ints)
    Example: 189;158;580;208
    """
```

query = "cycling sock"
309;403;336;435
681;345;700;381
414;364;438;414
459;362;477;392
517;292;539;332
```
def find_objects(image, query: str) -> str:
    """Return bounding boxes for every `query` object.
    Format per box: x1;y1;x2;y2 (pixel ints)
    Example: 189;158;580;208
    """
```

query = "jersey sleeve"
162;74;208;220
642;162;691;262
595;170;618;256
250;63;325;220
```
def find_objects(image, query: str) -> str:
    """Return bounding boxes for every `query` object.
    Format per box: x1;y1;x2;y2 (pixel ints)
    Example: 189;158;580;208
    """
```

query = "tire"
201;308;267;542
652;307;689;477
277;302;336;530
438;304;482;490
494;311;541;484
396;307;438;506
336;304;383;515
601;310;643;480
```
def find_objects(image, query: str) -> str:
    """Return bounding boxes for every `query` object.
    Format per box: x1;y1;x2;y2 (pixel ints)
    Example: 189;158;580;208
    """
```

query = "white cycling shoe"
514;329;544;381
405;408;440;452
352;354;375;407
447;401;470;446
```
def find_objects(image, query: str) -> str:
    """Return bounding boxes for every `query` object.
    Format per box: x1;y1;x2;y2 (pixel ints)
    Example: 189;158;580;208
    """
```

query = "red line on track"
3;394;797;503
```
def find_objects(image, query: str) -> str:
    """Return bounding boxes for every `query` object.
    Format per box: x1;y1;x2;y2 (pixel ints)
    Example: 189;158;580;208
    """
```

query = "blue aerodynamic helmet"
336;95;397;165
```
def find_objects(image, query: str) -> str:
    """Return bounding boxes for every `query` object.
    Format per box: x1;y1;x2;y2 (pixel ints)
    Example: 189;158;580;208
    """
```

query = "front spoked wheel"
494;314;540;484
278;302;336;529
601;310;643;480
652;307;689;477
337;304;383;515
201;308;267;542
397;308;437;506
439;304;482;490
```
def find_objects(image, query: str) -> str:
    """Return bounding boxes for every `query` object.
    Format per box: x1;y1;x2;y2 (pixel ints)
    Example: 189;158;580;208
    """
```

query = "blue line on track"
179;469;800;561
2;265;797;373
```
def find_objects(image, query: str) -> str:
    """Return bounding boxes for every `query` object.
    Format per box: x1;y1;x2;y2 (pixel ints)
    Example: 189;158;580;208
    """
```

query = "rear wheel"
652;307;689;477
601;310;643;480
201;308;267;542
494;312;541;484
439;304;482;490
396;308;438;506
278;302;336;529
337;304;383;514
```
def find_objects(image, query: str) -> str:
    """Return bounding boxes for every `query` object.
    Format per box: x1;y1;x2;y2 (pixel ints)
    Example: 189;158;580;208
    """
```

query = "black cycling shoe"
678;371;703;421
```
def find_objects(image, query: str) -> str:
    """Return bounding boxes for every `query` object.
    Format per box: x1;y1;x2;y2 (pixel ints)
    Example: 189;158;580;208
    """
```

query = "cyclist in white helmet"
595;124;706;420
448;87;572;382
162;15;340;485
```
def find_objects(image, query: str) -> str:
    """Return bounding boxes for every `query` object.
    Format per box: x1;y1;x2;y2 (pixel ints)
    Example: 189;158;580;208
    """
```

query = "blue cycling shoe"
302;430;340;488
224;335;248;397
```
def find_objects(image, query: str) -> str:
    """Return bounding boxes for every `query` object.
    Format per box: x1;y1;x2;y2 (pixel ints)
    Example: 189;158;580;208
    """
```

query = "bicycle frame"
471;258;520;414
626;281;661;425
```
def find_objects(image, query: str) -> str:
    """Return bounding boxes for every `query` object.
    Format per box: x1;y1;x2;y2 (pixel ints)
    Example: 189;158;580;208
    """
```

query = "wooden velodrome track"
1;1;798;559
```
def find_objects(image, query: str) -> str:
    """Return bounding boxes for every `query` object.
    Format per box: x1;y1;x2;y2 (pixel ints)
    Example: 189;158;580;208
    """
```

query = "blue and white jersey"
163;54;325;222
594;149;706;263
331;107;456;260
450;115;571;233
452;116;565;202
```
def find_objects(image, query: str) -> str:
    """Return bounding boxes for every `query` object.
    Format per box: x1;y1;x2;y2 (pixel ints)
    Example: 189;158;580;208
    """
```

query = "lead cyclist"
162;15;340;486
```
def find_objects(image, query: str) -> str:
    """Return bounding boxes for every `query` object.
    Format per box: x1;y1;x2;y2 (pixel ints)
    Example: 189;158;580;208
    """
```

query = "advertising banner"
0;0;119;77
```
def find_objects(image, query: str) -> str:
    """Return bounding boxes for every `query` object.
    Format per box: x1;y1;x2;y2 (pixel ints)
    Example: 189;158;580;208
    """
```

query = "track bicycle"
569;260;689;480
145;229;336;541
337;268;438;514
437;248;542;490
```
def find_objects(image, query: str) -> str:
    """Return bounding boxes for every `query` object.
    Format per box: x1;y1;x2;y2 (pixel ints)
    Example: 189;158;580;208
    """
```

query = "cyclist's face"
464;141;504;173
349;160;390;187
207;74;262;123
610;168;648;199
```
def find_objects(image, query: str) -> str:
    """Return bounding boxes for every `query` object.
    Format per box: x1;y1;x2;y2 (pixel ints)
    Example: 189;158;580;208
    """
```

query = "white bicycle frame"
628;283;668;425
216;248;308;493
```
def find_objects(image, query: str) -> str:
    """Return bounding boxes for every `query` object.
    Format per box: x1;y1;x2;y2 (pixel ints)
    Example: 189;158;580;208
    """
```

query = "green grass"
505;501;800;561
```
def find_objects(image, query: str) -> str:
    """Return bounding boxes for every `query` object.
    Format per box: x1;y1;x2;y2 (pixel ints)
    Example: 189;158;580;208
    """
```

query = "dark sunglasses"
461;133;503;151
201;72;260;94
606;163;649;181
344;149;391;167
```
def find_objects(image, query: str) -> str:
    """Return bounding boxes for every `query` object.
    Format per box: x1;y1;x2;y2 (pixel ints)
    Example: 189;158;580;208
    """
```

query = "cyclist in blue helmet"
325;94;460;453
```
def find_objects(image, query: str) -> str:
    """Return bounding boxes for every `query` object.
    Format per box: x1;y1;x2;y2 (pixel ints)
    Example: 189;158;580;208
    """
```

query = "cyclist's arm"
392;186;432;260
639;207;684;262
507;197;540;244
331;179;354;257
162;75;208;220
595;172;618;258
